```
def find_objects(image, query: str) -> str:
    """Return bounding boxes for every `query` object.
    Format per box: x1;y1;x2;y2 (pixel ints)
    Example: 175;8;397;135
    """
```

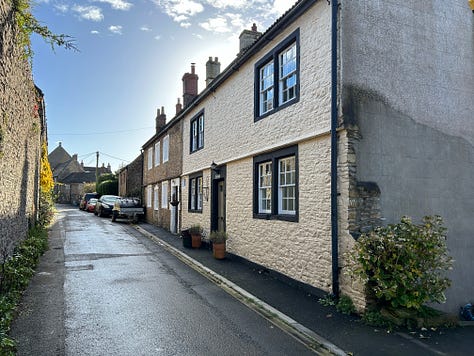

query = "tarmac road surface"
11;205;316;355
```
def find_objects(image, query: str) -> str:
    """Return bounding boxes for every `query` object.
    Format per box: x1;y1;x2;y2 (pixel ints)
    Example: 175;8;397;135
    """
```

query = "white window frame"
163;135;169;163
279;42;297;105
161;181;168;209
154;142;160;167
259;62;274;115
153;185;159;211
146;185;152;208
147;148;153;170
258;162;272;214
278;156;296;215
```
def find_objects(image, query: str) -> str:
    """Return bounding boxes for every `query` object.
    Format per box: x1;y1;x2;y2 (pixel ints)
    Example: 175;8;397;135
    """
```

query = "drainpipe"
330;0;339;298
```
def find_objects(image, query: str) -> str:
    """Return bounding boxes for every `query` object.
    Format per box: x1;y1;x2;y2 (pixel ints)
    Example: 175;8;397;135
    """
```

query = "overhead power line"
49;126;154;136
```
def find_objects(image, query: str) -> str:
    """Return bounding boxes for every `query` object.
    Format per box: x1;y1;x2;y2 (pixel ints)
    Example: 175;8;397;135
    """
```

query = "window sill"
253;213;298;222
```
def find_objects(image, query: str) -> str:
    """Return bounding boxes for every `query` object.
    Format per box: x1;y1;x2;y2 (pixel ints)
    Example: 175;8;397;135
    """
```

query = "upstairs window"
163;135;169;162
154;142;160;167
255;29;300;121
147;147;153;170
253;145;298;222
190;110;204;153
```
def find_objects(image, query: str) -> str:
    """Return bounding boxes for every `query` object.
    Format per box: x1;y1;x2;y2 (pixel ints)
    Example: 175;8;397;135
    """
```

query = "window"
161;181;169;209
146;185;152;208
255;29;299;121
188;173;203;212
190;110;204;153
147;148;153;170
163;135;169;163
258;162;272;213
154;142;160;167
153;186;159;210
253;145;298;221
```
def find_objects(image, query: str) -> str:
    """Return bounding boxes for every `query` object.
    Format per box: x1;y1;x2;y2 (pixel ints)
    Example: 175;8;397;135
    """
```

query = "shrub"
97;179;118;195
0;227;48;354
348;215;453;311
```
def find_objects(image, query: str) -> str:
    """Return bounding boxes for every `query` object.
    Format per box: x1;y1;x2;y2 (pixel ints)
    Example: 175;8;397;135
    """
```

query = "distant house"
141;106;184;234
118;154;143;198
48;143;111;204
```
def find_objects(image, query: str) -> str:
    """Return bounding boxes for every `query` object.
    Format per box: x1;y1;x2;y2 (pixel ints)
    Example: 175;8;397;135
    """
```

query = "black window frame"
190;109;205;153
253;145;298;222
188;171;203;213
254;29;300;122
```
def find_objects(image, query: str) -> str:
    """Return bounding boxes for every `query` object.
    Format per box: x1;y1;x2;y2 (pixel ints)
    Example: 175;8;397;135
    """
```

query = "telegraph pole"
96;151;99;191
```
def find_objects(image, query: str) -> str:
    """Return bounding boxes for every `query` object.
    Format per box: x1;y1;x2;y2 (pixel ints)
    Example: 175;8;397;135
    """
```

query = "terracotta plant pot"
191;234;202;248
212;242;226;259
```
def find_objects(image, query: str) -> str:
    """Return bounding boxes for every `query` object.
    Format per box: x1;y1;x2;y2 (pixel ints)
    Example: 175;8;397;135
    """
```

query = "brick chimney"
206;57;221;87
156;106;166;133
239;23;261;54
182;63;198;108
176;98;182;115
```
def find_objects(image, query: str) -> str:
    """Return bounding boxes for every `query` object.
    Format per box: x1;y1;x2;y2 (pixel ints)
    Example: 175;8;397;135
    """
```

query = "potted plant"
209;231;228;259
189;224;202;248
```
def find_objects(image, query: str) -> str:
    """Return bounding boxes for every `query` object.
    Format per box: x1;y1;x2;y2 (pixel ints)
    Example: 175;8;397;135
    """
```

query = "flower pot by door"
191;234;202;248
212;242;226;259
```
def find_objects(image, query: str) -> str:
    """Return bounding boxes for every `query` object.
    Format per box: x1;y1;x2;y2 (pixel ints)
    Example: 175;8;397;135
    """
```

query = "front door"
211;177;226;232
217;180;225;232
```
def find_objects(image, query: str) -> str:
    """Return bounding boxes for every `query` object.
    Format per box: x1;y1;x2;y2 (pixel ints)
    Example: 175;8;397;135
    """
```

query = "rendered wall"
0;1;42;255
181;2;355;294
341;0;474;312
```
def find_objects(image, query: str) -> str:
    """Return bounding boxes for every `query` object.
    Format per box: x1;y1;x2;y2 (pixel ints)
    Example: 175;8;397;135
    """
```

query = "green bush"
0;227;49;354
97;179;118;195
348;215;453;311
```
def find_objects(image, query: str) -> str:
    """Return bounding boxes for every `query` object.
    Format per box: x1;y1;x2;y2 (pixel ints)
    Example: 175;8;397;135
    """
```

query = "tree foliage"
348;216;453;311
12;0;78;58
39;142;53;193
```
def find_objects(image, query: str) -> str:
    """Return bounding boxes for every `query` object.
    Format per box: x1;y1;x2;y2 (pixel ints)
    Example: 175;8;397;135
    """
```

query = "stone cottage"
48;143;111;204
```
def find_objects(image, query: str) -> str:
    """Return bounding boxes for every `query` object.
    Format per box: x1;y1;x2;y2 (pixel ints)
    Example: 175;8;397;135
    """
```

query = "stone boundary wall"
0;1;42;257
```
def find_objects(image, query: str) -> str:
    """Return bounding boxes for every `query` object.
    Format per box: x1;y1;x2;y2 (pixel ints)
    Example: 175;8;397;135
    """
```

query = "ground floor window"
154;185;159;210
253;145;298;222
188;172;203;212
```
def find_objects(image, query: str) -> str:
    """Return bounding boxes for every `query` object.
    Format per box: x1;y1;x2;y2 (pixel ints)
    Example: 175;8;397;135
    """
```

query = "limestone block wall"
0;1;42;255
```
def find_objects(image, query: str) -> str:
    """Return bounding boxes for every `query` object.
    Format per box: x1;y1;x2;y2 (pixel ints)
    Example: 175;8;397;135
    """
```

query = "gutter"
330;0;340;298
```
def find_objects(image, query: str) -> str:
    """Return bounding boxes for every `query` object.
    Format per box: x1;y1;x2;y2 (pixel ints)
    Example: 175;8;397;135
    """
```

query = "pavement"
10;211;473;355
135;222;473;356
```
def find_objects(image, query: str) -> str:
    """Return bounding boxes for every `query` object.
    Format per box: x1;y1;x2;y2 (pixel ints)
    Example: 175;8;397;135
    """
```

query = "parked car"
85;198;98;213
79;193;99;210
94;195;120;217
111;197;144;223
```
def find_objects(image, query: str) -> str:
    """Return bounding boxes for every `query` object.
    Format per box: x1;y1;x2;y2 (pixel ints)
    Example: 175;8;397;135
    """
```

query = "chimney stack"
156;106;166;133
182;63;198;108
176;98;182;115
239;23;261;54
206;57;221;87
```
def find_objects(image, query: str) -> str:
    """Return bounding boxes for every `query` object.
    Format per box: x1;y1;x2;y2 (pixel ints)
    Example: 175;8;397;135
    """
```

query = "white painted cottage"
147;0;473;313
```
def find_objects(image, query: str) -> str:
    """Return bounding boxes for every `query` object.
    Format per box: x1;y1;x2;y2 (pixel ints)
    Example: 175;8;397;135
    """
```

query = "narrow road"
11;205;315;355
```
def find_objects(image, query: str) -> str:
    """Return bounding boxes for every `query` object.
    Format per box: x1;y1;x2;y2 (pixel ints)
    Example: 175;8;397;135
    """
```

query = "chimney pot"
176;98;182;115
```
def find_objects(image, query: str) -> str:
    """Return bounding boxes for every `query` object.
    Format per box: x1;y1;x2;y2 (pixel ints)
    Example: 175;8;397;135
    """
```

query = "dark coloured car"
94;195;120;217
79;193;99;210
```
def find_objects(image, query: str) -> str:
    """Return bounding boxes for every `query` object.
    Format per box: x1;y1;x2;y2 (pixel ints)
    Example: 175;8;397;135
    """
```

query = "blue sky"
32;0;294;171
